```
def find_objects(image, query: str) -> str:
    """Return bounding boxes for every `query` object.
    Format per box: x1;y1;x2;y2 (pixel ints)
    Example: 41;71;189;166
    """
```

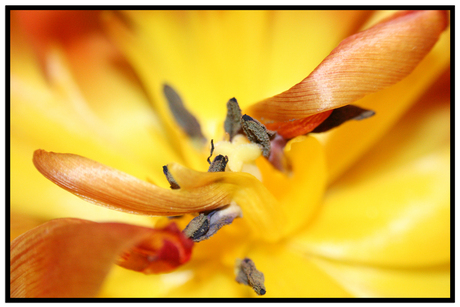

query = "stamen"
224;98;242;140
240;114;272;158
183;203;242;242
207;155;228;172
312;105;375;133
162;165;180;189
182;138;238;241
182;213;209;241
235;257;266;296
163;84;206;143
207;139;229;172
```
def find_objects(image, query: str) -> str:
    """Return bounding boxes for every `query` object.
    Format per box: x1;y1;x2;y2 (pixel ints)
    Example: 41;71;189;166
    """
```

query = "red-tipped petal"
10;218;193;298
33;150;232;215
247;10;448;123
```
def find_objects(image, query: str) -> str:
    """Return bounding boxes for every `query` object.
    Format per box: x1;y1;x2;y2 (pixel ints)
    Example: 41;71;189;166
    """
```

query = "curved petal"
308;257;450;297
10;218;193;298
262;10;373;102
33;150;287;241
33;150;231;215
167;163;286;241
246;10;448;123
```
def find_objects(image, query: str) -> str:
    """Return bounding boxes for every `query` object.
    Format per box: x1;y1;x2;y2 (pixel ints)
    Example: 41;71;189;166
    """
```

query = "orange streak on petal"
265;110;333;139
33;150;231;216
247;10;449;123
10;218;190;298
116;223;193;274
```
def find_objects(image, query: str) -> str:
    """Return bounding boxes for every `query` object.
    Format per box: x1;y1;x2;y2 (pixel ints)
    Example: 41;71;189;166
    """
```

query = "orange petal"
116;222;193;274
33;150;232;215
10;212;48;242
264;110;333;139
10;218;193;298
12;10;103;71
246;10;448;123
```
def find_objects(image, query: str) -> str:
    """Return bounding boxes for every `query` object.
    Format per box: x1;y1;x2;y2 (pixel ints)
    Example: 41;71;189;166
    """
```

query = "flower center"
163;86;274;295
212;134;263;180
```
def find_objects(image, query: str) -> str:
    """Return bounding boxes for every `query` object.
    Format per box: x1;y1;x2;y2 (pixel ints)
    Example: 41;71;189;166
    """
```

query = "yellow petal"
290;145;450;268
331;69;450;186
162;262;245;297
246;243;352;297
98;265;180;297
246;10;448;123
257;135;327;235
309;257;450;297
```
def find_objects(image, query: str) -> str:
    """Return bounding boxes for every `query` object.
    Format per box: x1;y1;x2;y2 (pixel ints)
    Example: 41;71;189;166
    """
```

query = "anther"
224;98;243;141
235;257;266;295
162;165;180;189
207;155;228;172
183;203;242;242
182;213;210;241
312;105;375;133
205;203;242;239
207;139;229;172
163;84;206;144
240;114;272;158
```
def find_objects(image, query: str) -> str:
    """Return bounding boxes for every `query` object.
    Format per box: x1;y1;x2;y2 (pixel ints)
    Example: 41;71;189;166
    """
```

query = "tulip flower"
10;10;450;298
